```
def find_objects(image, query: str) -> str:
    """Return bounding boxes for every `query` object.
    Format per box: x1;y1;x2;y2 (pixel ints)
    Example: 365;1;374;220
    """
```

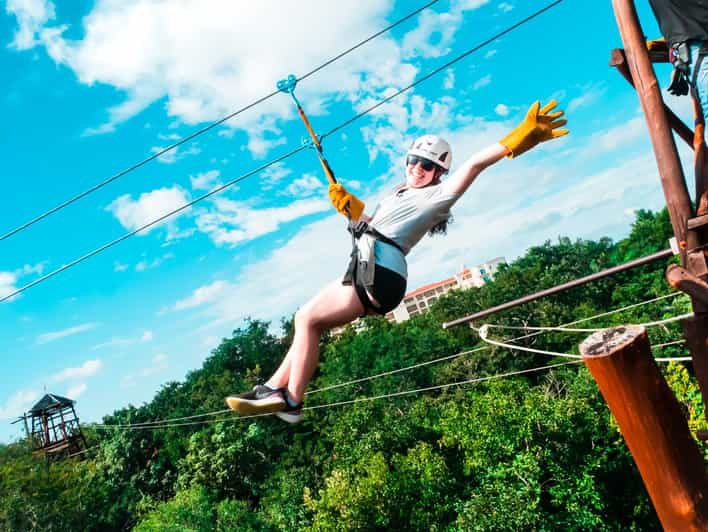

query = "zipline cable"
2;1;563;302
0;0;441;243
0;146;306;302
92;360;579;430
94;291;688;429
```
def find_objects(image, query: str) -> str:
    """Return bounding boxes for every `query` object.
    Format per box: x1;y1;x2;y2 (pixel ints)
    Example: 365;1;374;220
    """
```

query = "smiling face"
405;155;441;188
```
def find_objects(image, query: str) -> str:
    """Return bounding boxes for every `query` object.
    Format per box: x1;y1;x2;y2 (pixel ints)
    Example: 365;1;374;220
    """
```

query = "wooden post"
612;0;695;255
580;325;708;531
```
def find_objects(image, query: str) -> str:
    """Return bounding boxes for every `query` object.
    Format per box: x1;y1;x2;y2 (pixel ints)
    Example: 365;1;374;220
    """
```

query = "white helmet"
407;134;452;171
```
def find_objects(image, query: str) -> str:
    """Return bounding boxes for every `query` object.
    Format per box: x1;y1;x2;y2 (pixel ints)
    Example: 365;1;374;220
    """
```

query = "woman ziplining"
226;98;569;424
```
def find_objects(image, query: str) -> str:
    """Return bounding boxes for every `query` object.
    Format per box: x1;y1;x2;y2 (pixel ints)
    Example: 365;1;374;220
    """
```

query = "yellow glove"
646;36;667;52
328;182;365;220
499;100;569;159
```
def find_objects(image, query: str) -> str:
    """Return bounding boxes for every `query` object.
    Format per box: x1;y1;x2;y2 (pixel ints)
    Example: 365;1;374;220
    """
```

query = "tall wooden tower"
17;393;88;460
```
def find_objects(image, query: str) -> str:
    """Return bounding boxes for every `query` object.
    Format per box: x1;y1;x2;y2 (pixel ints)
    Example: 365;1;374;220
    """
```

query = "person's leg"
266;279;366;402
690;42;708;134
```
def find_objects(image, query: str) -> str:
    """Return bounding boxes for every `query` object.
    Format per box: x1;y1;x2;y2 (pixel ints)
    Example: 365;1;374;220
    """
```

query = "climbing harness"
343;220;406;315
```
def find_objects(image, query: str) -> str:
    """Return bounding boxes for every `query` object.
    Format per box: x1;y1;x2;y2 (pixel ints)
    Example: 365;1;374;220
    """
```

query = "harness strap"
344;220;404;316
348;220;405;254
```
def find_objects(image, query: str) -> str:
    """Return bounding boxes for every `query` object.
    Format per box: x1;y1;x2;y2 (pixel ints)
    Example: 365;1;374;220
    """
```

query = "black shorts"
352;264;407;316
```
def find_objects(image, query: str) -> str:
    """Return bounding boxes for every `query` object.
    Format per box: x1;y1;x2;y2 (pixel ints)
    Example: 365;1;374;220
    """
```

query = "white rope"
478;326;692;363
652;339;686;349
480;311;693;334
477;325;584;359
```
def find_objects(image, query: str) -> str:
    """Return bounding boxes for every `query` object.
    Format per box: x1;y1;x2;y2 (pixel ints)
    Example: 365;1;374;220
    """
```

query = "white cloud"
92;330;153;350
0;262;49;303
21;262;48;276
402;10;461;59
286;173;324;197
443;69;455;90
498;2;513;12
114;261;129;272
174;280;229;310
50;359;102;382
472;74;492;90
484;49;497;59
150;143;201;164
580;116;647;158
9;0;412;154
134;252;174;272
194;197;330;246
0;271;19;303
567;82;606;113
494;103;509;116
190;169;222;191
6;0;55;50
140;353;169;377
65;383;87;399
0;389;40;420
106;186;191;239
37;322;98;344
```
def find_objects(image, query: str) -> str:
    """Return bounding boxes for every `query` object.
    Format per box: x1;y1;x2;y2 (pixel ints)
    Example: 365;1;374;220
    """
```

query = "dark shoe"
225;385;286;416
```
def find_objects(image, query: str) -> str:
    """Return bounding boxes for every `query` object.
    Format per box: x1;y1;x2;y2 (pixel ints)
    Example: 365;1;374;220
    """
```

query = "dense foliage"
2;208;706;531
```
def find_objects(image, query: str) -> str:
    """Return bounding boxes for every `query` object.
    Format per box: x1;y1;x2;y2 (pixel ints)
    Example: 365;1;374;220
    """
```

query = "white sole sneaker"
275;410;303;424
225;395;286;416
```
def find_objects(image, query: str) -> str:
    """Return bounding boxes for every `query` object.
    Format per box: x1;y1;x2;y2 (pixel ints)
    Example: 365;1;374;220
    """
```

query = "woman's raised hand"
499;99;569;158
328;182;365;220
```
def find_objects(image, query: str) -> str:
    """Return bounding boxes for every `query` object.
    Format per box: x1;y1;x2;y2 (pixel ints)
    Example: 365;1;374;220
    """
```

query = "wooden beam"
580;325;708;530
687;215;708;230
610;48;695;149
666;264;708;305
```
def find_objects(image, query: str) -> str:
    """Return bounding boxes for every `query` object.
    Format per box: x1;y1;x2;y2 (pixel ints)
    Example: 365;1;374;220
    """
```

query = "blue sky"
0;0;696;443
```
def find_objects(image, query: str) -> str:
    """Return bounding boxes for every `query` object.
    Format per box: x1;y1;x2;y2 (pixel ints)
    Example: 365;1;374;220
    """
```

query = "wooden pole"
612;0;695;255
580;325;708;531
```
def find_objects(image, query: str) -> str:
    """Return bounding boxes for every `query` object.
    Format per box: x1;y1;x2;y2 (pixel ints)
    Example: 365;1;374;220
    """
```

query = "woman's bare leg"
266;279;366;403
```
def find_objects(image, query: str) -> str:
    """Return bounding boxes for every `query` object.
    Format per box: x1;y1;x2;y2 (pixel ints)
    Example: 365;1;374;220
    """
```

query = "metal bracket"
301;137;317;150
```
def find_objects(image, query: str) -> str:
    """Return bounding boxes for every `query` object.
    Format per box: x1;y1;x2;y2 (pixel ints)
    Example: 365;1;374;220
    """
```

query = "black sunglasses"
406;155;437;171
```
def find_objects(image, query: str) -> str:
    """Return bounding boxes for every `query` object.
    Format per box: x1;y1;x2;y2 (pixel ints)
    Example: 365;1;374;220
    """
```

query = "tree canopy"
1;207;704;531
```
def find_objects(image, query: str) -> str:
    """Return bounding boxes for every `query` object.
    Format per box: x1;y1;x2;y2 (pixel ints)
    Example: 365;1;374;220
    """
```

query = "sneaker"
225;385;286;416
275;401;304;424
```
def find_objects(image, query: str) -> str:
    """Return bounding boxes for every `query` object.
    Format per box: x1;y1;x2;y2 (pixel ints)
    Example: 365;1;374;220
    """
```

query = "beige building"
386;257;506;323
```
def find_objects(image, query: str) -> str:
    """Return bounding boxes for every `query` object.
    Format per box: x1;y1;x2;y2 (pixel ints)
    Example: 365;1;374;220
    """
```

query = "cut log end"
580;325;645;357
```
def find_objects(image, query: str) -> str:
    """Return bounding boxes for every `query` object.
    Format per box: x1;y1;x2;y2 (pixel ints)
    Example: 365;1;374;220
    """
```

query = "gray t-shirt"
357;183;461;279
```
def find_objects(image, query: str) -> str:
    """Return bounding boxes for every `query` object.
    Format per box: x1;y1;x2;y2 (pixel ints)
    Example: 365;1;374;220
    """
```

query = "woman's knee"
294;305;322;331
